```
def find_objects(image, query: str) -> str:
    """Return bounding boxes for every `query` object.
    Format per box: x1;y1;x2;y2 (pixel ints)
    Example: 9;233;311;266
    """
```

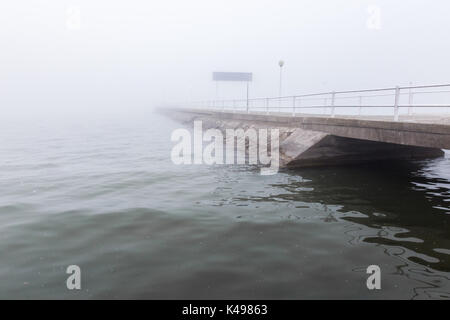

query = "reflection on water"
231;157;450;299
300;160;449;271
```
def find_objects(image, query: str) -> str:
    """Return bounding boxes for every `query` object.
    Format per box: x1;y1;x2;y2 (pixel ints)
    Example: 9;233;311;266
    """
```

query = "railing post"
266;98;269;115
394;86;400;122
323;98;327;114
292;96;296;116
408;88;413;116
358;96;363;116
331;92;336;118
246;81;249;113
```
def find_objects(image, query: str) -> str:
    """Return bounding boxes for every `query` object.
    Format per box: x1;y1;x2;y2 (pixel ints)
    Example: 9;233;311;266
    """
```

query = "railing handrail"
192;83;450;105
187;82;450;121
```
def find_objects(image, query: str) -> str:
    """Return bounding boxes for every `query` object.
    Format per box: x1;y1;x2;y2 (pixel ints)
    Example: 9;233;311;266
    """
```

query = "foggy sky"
1;0;449;116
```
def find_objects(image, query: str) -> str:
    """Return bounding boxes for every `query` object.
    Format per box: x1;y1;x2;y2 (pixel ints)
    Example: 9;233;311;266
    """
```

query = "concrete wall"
163;108;446;168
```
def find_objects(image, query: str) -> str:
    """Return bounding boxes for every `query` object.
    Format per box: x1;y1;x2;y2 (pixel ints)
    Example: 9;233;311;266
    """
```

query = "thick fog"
1;0;449;117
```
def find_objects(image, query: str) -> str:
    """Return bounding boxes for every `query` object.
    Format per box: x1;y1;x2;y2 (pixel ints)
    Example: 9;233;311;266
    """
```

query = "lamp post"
278;60;284;97
278;60;284;111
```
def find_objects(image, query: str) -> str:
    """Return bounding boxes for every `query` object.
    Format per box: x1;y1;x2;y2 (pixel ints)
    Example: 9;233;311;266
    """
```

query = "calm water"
0;111;449;300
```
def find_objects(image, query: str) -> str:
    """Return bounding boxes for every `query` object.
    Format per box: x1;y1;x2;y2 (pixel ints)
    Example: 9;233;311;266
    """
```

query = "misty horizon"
2;0;450;117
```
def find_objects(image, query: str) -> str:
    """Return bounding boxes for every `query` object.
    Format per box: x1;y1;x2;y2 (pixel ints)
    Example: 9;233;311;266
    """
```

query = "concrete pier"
164;108;449;167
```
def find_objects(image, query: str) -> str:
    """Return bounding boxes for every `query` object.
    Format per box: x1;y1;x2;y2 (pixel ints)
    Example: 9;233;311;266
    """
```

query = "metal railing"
188;83;450;122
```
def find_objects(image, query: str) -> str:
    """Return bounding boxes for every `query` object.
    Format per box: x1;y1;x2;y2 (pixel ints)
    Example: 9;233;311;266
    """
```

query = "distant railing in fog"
188;83;450;122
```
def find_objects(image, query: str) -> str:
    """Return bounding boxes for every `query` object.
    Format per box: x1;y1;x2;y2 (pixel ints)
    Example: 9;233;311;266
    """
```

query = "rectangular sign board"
212;72;253;82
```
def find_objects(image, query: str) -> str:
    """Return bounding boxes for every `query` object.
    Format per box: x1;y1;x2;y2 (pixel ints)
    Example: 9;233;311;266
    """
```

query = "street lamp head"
278;60;284;67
